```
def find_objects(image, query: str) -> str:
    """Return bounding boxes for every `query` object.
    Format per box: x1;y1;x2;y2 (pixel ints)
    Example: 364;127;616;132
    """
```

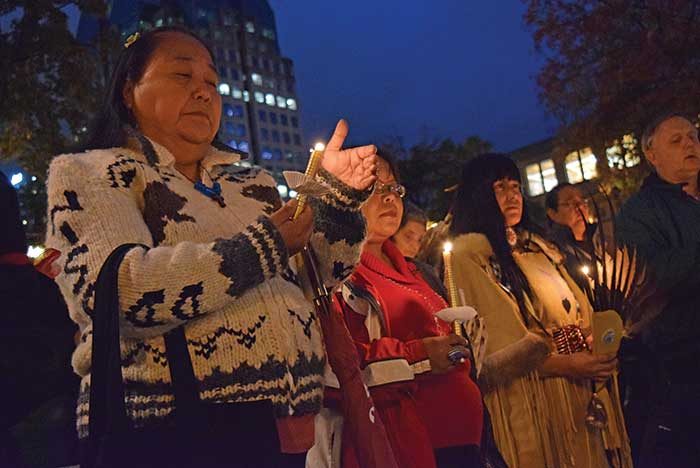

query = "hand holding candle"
293;142;325;220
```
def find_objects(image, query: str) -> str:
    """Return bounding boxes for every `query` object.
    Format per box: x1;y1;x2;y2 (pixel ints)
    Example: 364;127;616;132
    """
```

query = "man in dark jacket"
615;113;700;468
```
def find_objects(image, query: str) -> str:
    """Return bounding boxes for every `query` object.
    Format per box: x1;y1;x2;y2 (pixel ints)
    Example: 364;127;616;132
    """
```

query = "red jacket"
328;240;483;467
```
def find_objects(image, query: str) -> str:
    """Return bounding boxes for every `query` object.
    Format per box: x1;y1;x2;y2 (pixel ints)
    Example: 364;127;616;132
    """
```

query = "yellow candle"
293;142;325;220
443;241;460;307
443;241;464;336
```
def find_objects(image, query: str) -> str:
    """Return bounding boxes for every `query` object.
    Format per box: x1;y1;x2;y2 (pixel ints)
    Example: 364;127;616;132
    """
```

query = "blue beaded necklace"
194;179;225;207
183;166;226;207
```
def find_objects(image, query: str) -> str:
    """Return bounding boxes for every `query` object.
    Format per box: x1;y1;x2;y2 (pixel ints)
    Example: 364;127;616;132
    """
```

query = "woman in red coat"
329;153;483;468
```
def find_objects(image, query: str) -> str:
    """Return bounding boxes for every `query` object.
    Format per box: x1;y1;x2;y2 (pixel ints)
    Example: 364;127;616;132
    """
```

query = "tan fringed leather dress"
451;232;632;468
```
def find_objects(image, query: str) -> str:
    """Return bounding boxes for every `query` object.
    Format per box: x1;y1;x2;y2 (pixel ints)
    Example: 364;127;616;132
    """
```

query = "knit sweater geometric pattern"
45;137;369;438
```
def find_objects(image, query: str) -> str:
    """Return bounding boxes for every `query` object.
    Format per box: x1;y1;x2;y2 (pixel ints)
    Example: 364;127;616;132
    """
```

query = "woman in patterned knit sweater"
45;27;377;467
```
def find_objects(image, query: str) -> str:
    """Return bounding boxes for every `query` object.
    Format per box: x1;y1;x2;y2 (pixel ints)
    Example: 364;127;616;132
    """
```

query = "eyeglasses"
373;181;406;198
558;198;590;210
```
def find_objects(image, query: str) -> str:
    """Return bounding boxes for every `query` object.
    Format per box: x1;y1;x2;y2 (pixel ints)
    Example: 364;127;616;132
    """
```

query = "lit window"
228;140;238;149
606;142;624;169
239;141;249;152
525;159;558;196
285;151;294;160
265;93;276;106
580;148;598;180
541;159;558;192
254;91;265;103
243;90;250;102
566;148;598;183
251;73;262;86
607;134;641;169
262;28;276;40
218;83;230;96
526;164;544;196
224;104;234;117
276;96;286;108
232;87;243;99
155;18;163;27
262;147;273;160
245;22;255;33
286;98;297;110
565;151;584;184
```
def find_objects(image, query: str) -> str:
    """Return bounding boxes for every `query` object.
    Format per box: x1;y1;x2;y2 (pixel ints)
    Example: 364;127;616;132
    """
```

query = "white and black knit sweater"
45;136;369;437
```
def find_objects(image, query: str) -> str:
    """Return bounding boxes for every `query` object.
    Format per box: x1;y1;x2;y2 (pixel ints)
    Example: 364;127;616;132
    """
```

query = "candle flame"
313;142;326;151
443;241;453;254
581;265;590;275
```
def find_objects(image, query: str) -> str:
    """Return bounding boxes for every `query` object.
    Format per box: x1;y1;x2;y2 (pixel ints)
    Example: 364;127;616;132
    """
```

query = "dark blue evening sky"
269;0;556;152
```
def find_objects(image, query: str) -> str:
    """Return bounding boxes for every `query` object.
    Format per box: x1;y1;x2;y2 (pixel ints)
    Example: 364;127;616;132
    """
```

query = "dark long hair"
80;26;215;151
450;153;535;321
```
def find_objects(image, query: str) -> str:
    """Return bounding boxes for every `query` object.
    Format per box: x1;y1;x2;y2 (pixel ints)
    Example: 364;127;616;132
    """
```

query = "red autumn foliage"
524;0;700;149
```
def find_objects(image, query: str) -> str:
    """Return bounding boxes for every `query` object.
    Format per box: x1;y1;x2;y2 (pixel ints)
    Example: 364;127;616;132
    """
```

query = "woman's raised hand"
320;119;378;190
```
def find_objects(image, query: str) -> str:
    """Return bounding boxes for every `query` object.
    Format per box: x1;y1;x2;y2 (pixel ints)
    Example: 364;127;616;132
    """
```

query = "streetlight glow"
10;172;23;187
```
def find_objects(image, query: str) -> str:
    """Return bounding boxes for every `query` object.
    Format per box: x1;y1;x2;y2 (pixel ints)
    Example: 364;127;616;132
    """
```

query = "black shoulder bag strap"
85;244;201;466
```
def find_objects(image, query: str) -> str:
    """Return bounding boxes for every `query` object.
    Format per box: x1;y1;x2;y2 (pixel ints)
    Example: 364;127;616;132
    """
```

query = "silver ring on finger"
447;347;466;365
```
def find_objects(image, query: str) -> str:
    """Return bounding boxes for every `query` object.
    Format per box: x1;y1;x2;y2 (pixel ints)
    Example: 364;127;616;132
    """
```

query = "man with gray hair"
616;112;700;467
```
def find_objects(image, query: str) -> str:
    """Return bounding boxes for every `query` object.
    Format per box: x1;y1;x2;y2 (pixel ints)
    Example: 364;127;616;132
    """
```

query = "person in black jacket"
0;171;79;468
544;183;597;292
616;112;700;467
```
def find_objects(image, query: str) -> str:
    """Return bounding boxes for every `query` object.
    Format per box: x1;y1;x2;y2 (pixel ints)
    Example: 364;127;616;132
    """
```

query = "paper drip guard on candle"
282;170;332;199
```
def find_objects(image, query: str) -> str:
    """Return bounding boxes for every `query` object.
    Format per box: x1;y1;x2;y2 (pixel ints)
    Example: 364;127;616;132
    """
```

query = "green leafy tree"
398;136;492;221
0;0;117;241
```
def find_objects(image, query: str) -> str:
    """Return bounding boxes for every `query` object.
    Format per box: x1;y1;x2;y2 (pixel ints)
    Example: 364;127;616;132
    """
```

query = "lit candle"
293;142;325;220
443;241;464;337
443;241;460;307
